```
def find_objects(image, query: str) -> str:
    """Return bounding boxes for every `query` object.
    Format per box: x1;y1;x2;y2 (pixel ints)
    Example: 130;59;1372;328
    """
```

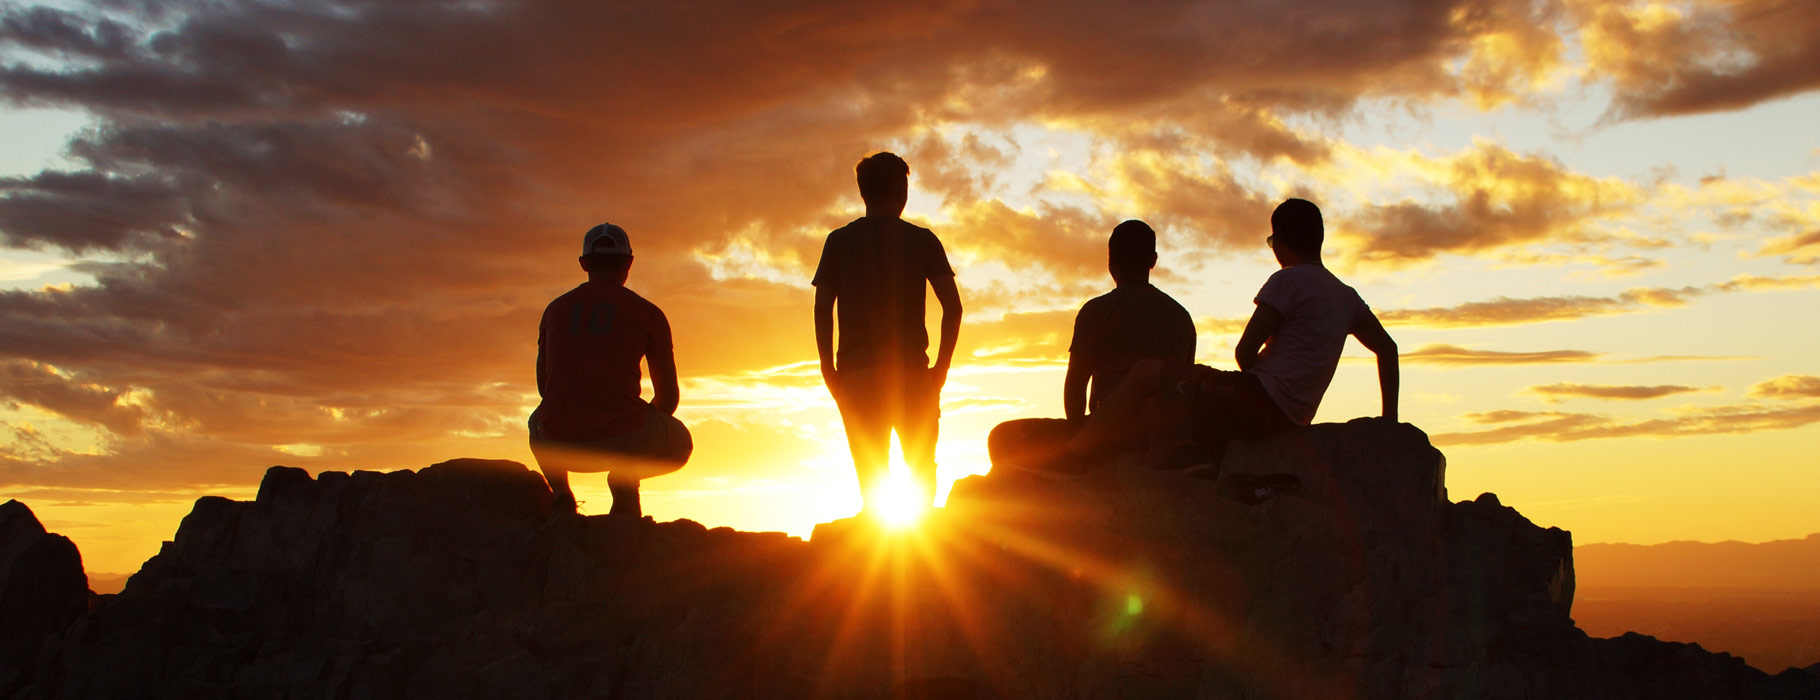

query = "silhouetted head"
1269;198;1323;266
578;222;634;285
856;151;909;217
1107;219;1158;285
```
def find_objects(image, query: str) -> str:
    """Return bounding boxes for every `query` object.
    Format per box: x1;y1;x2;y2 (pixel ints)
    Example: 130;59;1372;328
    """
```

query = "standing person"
1039;199;1399;500
987;220;1196;472
813;152;963;517
529;223;692;519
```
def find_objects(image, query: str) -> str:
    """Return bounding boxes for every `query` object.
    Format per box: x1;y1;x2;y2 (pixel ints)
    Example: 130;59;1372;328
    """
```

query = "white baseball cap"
582;223;633;257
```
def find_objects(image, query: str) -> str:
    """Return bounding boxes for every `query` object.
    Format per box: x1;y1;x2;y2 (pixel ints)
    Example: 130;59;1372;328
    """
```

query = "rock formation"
0;500;90;693
4;419;1817;699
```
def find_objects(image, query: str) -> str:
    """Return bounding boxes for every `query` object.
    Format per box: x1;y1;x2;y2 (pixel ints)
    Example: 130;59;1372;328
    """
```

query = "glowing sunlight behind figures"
872;437;930;530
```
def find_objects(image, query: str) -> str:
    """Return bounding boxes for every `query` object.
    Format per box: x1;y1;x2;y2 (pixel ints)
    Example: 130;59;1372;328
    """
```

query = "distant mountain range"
1576;533;1820;590
1573;533;1820;673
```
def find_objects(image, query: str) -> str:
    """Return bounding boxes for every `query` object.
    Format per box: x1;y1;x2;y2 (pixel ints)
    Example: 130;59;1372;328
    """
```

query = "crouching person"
529;222;692;519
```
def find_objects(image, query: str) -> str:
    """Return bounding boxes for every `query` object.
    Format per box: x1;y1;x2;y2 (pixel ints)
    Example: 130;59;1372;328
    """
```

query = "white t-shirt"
1250;264;1370;425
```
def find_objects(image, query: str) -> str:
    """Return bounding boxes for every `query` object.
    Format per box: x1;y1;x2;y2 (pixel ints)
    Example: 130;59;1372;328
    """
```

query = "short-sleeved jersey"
535;281;673;442
1249;264;1371;426
811;216;956;370
1069;284;1197;412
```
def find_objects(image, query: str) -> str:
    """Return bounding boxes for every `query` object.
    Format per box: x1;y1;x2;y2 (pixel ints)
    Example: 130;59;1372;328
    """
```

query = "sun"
872;469;927;530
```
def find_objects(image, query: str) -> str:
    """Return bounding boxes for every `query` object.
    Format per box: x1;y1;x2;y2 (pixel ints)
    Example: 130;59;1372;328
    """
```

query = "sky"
1;0;1817;575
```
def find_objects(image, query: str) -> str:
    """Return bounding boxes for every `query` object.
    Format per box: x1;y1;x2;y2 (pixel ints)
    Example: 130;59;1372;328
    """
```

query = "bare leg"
528;421;579;513
900;371;942;508
607;471;640;519
1064;359;1173;458
542;464;576;511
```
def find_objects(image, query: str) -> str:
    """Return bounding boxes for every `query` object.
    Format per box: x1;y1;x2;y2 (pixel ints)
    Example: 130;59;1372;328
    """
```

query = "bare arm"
1062;353;1090;423
1234;302;1285;372
929;274;963;387
648;345;681;415
535;345;546;397
1350;311;1399;422
814;283;838;391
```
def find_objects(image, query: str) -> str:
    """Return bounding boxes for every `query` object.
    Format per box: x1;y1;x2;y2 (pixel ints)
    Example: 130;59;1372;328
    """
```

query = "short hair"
1270;198;1323;257
855;152;909;203
1108;219;1156;270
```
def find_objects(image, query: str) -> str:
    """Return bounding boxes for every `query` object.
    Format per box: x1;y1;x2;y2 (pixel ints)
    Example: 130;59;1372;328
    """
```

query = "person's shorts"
528;406;692;479
1160;363;1294;441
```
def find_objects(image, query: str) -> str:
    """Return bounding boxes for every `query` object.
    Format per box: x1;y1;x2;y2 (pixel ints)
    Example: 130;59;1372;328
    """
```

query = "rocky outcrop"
0;501;89;694
6;420;1818;699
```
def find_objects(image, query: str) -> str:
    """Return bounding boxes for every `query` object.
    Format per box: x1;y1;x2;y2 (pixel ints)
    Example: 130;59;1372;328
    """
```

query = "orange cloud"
0;361;147;436
0;0;1805;504
1403;344;1602;365
1757;230;1820;264
1434;402;1820;446
1524;382;1715;402
1379;273;1820;328
1573;0;1820;119
1749;375;1820;400
1341;142;1640;268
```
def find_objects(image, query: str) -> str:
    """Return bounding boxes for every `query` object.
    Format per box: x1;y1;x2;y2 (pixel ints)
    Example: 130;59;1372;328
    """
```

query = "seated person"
988;220;1195;471
1037;200;1399;498
528;223;692;518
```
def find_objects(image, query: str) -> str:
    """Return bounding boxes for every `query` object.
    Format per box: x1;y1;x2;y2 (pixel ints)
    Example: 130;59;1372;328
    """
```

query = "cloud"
1398;344;1748;366
1403;344;1602;365
1524;382;1715;402
1434;401;1820;446
0;0;1795;498
0;360;147;435
1749;375;1820;400
1379;273;1820;328
1573;0;1820;119
1757;230;1820;264
1340;141;1641;269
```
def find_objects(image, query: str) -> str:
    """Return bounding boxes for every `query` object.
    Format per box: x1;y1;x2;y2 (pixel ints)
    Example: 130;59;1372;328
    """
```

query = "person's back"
818;216;950;371
1247;262;1368;425
530;223;693;518
1073;282;1196;412
988;219;1195;472
537;281;667;441
813;152;963;518
1034;200;1398;500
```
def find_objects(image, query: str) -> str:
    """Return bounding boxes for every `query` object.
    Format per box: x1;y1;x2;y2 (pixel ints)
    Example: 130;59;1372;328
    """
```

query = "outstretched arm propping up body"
1349;311;1399;422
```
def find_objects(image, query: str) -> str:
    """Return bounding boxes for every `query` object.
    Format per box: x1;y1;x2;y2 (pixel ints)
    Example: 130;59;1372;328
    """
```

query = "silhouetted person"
814;152;963;517
529;223;692;518
987;220;1195;471
1036;199;1398;498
